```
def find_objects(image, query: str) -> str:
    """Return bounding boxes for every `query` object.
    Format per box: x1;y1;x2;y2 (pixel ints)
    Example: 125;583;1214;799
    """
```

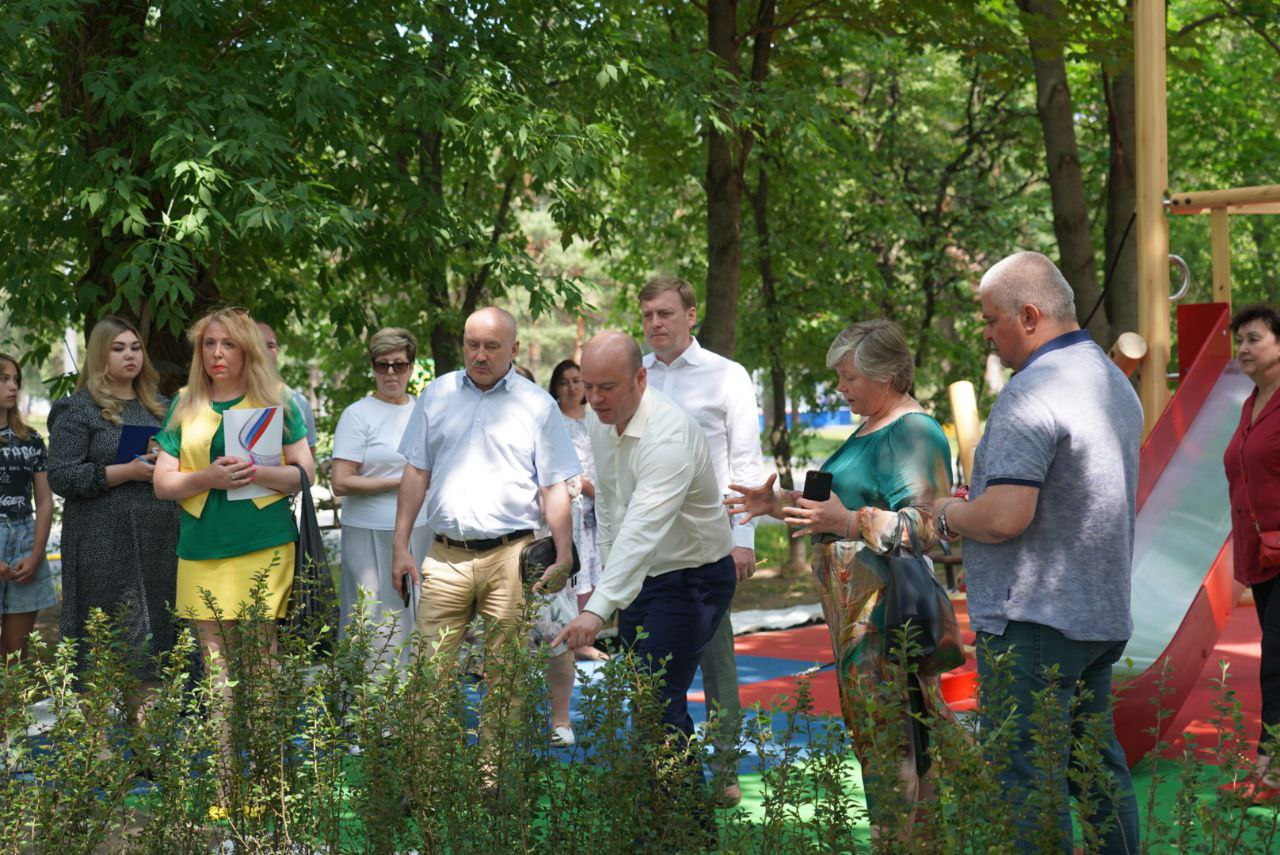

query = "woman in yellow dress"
153;307;314;677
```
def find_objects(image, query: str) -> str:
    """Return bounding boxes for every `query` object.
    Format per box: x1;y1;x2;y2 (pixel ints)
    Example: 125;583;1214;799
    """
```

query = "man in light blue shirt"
392;308;579;705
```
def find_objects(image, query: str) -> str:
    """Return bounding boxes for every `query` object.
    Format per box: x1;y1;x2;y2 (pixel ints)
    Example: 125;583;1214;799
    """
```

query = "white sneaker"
551;726;576;747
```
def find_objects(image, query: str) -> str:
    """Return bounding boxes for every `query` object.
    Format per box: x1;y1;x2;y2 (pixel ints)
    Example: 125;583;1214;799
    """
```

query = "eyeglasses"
372;360;413;375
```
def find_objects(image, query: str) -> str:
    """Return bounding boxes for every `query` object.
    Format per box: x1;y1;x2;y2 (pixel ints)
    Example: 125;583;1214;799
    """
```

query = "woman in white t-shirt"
331;328;431;659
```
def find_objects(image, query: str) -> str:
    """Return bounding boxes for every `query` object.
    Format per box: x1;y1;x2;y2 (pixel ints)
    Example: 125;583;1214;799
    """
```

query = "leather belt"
434;530;534;552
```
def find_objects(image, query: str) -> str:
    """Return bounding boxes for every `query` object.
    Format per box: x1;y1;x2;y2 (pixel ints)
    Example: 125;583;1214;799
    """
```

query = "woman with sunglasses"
331;328;431;658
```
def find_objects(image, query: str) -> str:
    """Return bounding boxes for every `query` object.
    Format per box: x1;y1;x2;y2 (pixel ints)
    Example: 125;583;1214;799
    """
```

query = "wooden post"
1136;0;1170;437
1109;332;1149;378
1167;183;1280;213
1211;208;1232;309
948;380;981;487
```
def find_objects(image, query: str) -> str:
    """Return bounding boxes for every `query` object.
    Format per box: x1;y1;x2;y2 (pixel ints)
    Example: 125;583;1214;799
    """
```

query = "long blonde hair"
77;316;167;424
0;354;32;443
171;308;287;426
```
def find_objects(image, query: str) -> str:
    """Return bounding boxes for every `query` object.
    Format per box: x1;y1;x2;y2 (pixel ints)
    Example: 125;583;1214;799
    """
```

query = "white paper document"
222;406;283;501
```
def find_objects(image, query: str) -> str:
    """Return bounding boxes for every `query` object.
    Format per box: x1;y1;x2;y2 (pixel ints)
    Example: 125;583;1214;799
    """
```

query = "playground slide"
1112;303;1247;764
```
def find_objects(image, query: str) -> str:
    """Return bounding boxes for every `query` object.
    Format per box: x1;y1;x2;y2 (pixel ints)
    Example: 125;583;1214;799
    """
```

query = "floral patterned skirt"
809;538;948;779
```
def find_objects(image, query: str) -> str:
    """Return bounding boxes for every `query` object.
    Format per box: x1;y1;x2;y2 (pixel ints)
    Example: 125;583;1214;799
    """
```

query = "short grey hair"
825;319;914;393
368;327;418;362
978;251;1077;323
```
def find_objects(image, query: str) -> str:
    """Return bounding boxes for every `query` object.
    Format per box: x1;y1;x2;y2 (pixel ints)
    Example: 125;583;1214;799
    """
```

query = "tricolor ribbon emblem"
237;407;282;466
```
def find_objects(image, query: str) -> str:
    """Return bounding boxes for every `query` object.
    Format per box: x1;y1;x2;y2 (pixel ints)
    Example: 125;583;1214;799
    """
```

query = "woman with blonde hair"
0;353;56;662
152;308;314;670
48;316;179;691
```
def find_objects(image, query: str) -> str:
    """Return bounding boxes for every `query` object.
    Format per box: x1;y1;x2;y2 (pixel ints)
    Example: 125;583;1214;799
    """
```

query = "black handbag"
877;513;965;677
519;536;580;592
287;464;337;652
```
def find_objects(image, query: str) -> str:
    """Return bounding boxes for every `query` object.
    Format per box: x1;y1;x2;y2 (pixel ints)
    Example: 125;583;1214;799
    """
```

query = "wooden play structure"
938;2;1271;765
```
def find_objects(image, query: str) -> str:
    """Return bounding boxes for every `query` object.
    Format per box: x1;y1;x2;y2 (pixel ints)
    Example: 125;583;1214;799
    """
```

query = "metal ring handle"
1169;254;1191;302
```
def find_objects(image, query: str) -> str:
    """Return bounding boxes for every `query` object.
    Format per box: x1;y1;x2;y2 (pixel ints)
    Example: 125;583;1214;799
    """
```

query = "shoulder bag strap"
900;511;926;558
291;463;316;516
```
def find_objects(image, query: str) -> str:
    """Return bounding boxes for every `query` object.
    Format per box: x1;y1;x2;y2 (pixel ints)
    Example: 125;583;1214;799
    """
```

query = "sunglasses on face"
372;360;413;375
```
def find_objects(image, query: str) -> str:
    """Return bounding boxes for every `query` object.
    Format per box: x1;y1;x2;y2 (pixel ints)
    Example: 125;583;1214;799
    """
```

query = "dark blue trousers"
618;554;737;741
978;621;1139;855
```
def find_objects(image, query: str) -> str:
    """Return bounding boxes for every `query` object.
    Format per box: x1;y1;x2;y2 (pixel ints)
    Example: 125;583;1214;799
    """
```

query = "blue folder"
112;425;161;464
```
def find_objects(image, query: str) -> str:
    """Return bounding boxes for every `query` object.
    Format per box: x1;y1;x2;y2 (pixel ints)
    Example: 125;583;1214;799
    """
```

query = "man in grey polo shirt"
392;307;579;735
933;251;1142;854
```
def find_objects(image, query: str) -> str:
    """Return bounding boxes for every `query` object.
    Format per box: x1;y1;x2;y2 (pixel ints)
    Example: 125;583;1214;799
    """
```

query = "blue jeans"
978;621;1140;855
0;516;57;615
618;554;737;745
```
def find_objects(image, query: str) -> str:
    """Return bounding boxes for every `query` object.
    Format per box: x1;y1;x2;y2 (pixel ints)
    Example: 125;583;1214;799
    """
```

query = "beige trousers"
414;536;529;668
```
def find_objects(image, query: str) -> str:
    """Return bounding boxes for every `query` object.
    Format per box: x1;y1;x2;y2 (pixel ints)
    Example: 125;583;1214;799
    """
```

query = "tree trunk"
1102;34;1138;344
419;38;459;376
423;125;458;376
135;259;223;396
1017;0;1106;343
750;163;808;575
57;1;202;394
703;0;743;357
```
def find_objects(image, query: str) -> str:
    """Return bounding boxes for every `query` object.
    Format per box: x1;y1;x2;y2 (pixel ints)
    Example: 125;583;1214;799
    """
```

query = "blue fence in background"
757;410;854;430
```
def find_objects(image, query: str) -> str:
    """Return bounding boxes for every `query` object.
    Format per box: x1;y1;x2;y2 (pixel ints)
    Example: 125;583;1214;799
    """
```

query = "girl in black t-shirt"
0;353;56;662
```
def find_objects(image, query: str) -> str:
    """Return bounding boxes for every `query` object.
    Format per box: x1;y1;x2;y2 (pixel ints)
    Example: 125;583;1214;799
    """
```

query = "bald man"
933;252;1141;853
554;332;736;775
394;308;579;734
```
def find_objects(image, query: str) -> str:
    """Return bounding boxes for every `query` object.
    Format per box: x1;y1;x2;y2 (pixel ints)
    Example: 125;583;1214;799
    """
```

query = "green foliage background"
1;0;1278;421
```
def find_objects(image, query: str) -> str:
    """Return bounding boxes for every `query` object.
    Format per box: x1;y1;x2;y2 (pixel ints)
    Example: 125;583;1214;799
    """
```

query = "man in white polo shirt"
639;275;767;805
554;332;736;779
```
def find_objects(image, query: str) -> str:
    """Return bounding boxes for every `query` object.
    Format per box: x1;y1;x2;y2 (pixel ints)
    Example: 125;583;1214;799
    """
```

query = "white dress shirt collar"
645;336;704;371
618;384;657;441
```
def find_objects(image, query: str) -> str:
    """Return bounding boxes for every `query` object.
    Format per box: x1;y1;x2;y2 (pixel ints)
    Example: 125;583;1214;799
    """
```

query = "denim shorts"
0;516;57;615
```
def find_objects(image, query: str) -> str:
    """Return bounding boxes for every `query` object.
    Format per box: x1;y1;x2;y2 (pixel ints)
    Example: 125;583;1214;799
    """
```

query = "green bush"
0;591;1276;852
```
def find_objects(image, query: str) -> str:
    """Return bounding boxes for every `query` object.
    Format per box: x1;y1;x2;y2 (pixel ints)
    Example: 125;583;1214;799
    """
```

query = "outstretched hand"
725;474;785;525
552;611;604;650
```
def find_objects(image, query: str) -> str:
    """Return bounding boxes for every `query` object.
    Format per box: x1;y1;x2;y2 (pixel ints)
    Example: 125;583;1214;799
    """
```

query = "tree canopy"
2;0;1277;419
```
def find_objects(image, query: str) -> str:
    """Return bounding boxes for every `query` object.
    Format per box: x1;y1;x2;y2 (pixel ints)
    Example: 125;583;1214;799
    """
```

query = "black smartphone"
803;470;833;502
401;579;411;609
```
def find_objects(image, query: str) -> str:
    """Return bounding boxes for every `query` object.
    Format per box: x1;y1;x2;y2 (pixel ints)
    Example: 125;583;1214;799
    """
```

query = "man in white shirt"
393;308;579;726
554;332;736;765
639;276;767;805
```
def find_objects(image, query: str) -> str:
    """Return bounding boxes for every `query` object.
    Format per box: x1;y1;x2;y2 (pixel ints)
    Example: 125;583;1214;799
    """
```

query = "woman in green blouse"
153;308;313;777
729;319;954;818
